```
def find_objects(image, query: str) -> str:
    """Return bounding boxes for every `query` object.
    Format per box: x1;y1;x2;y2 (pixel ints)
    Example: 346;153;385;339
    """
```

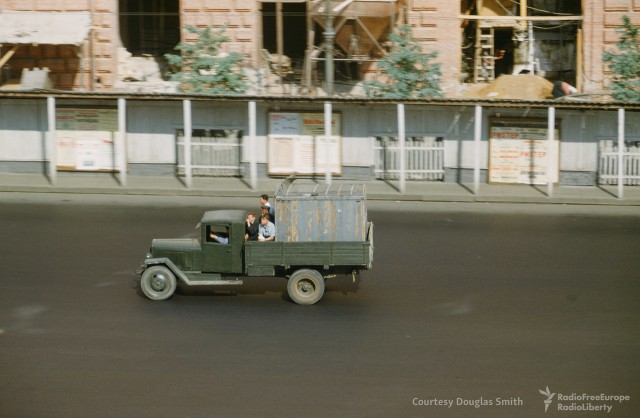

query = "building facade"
0;2;639;187
1;1;639;96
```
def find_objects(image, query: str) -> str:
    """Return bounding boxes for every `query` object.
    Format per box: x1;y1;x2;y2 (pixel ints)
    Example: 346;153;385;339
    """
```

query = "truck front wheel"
140;265;177;301
288;269;325;305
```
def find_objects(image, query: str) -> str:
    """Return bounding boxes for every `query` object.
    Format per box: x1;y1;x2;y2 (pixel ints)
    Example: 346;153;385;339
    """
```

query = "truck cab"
199;210;245;274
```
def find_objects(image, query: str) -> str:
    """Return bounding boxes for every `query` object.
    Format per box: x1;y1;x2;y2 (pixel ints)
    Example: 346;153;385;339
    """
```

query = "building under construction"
0;1;638;97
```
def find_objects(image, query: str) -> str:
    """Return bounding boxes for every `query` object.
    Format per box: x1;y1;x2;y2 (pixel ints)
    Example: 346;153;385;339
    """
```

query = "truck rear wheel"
140;265;177;301
288;269;325;305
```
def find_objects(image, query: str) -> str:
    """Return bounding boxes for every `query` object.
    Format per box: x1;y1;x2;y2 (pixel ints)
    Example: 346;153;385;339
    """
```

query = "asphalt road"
0;194;638;418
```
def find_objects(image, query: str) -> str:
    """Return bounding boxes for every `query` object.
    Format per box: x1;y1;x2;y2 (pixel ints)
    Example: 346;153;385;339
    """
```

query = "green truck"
136;181;374;305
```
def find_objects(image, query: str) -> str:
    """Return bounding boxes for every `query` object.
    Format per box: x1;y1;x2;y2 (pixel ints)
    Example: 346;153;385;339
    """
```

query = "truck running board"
183;273;244;286
186;280;244;286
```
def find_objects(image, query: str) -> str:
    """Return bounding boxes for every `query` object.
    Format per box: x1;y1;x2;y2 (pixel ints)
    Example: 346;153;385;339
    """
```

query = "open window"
206;225;231;244
460;0;582;85
118;0;180;57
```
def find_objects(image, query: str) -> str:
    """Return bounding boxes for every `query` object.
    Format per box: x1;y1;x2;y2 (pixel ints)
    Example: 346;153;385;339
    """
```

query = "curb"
2;184;640;206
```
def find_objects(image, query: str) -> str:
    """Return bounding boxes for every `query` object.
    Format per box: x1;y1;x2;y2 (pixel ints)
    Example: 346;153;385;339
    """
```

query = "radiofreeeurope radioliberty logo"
539;386;631;413
539;386;555;412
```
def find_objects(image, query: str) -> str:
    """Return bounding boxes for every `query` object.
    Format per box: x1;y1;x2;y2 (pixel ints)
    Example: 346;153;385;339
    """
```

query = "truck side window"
208;225;230;244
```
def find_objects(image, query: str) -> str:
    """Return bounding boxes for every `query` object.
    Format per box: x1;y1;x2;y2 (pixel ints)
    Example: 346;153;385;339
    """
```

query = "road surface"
1;194;638;417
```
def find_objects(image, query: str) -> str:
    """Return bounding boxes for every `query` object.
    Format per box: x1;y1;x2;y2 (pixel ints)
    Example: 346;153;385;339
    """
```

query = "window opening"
119;0;180;57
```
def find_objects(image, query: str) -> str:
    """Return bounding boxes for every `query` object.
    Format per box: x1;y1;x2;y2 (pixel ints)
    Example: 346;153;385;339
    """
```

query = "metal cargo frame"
275;178;367;242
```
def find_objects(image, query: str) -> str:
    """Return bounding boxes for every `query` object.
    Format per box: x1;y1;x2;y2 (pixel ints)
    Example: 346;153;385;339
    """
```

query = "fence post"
547;106;555;197
398;103;406;193
324;101;332;185
248;101;257;190
618;108;625;199
117;98;127;187
46;97;57;185
183;99;192;189
474;105;482;195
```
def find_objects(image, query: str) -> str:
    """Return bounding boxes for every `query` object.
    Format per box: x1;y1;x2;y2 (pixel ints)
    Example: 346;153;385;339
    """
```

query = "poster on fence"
489;119;560;185
55;107;118;172
267;112;342;175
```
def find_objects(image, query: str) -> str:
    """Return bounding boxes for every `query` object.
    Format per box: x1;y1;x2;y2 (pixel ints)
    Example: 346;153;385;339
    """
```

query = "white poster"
268;112;342;175
489;123;560;185
55;108;118;172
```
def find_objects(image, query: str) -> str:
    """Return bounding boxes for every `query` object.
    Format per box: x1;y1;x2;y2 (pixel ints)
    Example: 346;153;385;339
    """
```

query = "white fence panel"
177;129;243;177
374;136;445;181
598;140;640;185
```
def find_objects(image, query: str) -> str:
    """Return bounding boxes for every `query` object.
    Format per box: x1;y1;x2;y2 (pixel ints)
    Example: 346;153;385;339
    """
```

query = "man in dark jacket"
245;212;259;241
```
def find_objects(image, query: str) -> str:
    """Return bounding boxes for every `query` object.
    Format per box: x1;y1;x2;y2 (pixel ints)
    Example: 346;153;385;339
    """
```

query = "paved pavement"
1;172;639;206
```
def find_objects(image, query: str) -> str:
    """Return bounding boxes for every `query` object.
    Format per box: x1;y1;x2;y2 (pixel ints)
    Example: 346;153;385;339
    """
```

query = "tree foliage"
603;15;640;102
164;25;247;94
363;25;443;99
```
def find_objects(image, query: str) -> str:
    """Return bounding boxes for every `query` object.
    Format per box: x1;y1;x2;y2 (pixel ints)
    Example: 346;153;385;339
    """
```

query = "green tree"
364;25;443;99
164;25;247;94
603;15;640;102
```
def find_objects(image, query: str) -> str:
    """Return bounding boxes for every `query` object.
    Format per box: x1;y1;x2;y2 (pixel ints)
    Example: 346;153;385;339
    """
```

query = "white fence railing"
176;129;243;177
374;136;445;181
598;140;640;185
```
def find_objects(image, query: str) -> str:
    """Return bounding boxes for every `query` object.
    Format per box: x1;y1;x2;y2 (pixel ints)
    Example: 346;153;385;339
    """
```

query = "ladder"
474;26;495;82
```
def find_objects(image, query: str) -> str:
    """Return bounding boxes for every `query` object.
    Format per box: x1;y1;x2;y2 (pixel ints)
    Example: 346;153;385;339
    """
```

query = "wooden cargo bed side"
244;241;371;270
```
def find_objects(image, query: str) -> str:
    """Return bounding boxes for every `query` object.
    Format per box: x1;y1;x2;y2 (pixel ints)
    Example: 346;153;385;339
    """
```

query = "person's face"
261;217;268;225
260;197;267;206
247;214;254;223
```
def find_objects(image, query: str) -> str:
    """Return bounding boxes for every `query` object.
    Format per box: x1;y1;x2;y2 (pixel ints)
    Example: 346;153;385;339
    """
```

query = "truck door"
201;223;242;273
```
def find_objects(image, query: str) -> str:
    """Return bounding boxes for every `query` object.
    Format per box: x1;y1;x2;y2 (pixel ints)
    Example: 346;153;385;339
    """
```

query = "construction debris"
463;74;554;100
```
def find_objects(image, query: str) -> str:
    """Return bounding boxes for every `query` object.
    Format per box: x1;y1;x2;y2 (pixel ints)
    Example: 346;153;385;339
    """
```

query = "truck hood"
151;238;200;255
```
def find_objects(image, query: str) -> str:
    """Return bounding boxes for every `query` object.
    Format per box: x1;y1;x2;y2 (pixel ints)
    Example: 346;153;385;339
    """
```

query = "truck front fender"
143;257;189;283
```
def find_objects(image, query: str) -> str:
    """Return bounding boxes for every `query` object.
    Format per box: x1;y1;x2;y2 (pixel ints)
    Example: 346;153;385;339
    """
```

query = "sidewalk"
1;172;639;206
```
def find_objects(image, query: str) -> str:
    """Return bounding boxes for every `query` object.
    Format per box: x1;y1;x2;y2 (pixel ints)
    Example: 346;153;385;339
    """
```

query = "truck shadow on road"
169;275;362;304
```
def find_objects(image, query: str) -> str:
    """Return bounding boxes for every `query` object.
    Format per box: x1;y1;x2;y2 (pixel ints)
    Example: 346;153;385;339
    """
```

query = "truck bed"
244;222;373;275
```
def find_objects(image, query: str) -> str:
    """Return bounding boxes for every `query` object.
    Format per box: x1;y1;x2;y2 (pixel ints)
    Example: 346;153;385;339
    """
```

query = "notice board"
489;118;560;185
268;111;342;175
55;107;118;172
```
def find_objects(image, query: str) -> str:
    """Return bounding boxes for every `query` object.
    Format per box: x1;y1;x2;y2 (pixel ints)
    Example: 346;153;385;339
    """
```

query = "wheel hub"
299;280;313;294
151;274;167;291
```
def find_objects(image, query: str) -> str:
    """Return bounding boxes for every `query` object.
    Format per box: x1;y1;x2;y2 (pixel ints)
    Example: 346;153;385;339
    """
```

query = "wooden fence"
598;140;640;185
374;136;445;181
176;129;243;177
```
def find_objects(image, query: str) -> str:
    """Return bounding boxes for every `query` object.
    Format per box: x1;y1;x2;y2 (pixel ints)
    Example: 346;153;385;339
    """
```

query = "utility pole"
324;0;334;96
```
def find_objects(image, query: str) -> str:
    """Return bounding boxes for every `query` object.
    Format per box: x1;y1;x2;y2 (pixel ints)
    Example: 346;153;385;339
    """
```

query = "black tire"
140;265;177;301
287;269;325;305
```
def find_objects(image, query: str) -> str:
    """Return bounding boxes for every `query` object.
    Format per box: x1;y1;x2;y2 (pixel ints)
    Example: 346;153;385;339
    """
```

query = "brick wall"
181;2;259;65
582;0;640;93
407;1;461;96
2;0;638;95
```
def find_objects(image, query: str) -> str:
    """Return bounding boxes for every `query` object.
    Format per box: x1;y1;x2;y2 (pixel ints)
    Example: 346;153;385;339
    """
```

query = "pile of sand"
463;74;554;100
